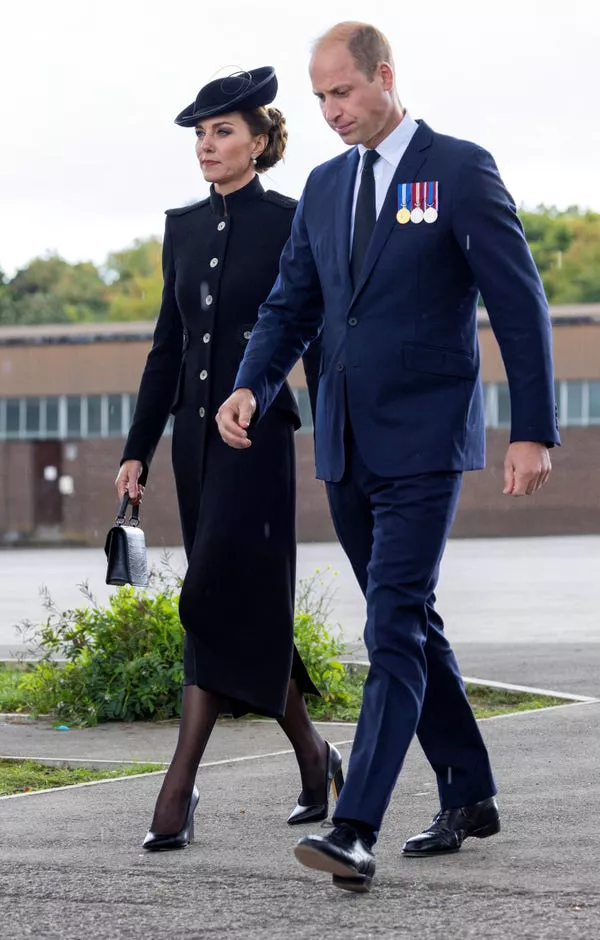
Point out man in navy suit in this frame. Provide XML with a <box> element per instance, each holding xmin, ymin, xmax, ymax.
<box><xmin>217</xmin><ymin>21</ymin><xmax>559</xmax><ymax>892</ymax></box>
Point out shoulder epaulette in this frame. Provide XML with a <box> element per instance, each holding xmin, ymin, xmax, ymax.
<box><xmin>263</xmin><ymin>191</ymin><xmax>298</xmax><ymax>210</ymax></box>
<box><xmin>165</xmin><ymin>197</ymin><xmax>210</xmax><ymax>216</ymax></box>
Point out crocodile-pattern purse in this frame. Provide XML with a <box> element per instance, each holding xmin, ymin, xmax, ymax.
<box><xmin>104</xmin><ymin>495</ymin><xmax>149</xmax><ymax>587</ymax></box>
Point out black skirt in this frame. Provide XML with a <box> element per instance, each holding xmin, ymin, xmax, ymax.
<box><xmin>172</xmin><ymin>405</ymin><xmax>319</xmax><ymax>718</ymax></box>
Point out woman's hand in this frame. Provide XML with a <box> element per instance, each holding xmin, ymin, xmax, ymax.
<box><xmin>115</xmin><ymin>460</ymin><xmax>145</xmax><ymax>504</ymax></box>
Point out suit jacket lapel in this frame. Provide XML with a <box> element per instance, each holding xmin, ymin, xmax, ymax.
<box><xmin>351</xmin><ymin>121</ymin><xmax>434</xmax><ymax>302</ymax></box>
<box><xmin>334</xmin><ymin>148</ymin><xmax>360</xmax><ymax>296</ymax></box>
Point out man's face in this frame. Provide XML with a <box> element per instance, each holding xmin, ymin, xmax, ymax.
<box><xmin>310</xmin><ymin>42</ymin><xmax>393</xmax><ymax>149</ymax></box>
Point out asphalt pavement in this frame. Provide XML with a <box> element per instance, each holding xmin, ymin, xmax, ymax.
<box><xmin>1</xmin><ymin>703</ymin><xmax>599</xmax><ymax>939</ymax></box>
<box><xmin>1</xmin><ymin>536</ymin><xmax>599</xmax><ymax>937</ymax></box>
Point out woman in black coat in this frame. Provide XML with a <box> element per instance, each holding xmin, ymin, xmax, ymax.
<box><xmin>115</xmin><ymin>68</ymin><xmax>343</xmax><ymax>850</ymax></box>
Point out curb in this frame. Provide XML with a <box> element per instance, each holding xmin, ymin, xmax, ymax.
<box><xmin>341</xmin><ymin>662</ymin><xmax>599</xmax><ymax>703</ymax></box>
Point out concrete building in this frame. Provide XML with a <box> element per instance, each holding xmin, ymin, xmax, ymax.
<box><xmin>0</xmin><ymin>306</ymin><xmax>598</xmax><ymax>547</ymax></box>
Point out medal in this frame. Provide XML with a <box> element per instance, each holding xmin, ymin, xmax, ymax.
<box><xmin>396</xmin><ymin>183</ymin><xmax>411</xmax><ymax>224</ymax></box>
<box><xmin>410</xmin><ymin>182</ymin><xmax>424</xmax><ymax>224</ymax></box>
<box><xmin>424</xmin><ymin>180</ymin><xmax>438</xmax><ymax>223</ymax></box>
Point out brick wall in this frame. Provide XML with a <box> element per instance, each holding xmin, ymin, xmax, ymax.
<box><xmin>0</xmin><ymin>442</ymin><xmax>34</xmax><ymax>535</ymax></box>
<box><xmin>0</xmin><ymin>427</ymin><xmax>595</xmax><ymax>545</ymax></box>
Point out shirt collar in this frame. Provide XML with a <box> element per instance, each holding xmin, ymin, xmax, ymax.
<box><xmin>357</xmin><ymin>112</ymin><xmax>419</xmax><ymax>168</ymax></box>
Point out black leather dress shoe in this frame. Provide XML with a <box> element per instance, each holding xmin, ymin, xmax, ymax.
<box><xmin>402</xmin><ymin>796</ymin><xmax>500</xmax><ymax>856</ymax></box>
<box><xmin>287</xmin><ymin>743</ymin><xmax>344</xmax><ymax>825</ymax></box>
<box><xmin>142</xmin><ymin>787</ymin><xmax>199</xmax><ymax>852</ymax></box>
<box><xmin>294</xmin><ymin>823</ymin><xmax>376</xmax><ymax>892</ymax></box>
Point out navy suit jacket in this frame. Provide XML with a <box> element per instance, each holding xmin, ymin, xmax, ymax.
<box><xmin>235</xmin><ymin>120</ymin><xmax>560</xmax><ymax>483</ymax></box>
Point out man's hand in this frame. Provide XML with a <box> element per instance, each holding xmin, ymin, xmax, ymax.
<box><xmin>115</xmin><ymin>459</ymin><xmax>144</xmax><ymax>504</ymax></box>
<box><xmin>503</xmin><ymin>442</ymin><xmax>551</xmax><ymax>497</ymax></box>
<box><xmin>217</xmin><ymin>388</ymin><xmax>257</xmax><ymax>449</ymax></box>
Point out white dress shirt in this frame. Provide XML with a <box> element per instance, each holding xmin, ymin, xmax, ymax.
<box><xmin>350</xmin><ymin>112</ymin><xmax>419</xmax><ymax>246</ymax></box>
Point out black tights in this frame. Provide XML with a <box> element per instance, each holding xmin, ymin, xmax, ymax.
<box><xmin>150</xmin><ymin>679</ymin><xmax>327</xmax><ymax>834</ymax></box>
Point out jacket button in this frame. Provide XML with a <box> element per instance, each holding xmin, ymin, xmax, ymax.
<box><xmin>199</xmin><ymin>370</ymin><xmax>208</xmax><ymax>380</ymax></box>
<box><xmin>210</xmin><ymin>258</ymin><xmax>218</xmax><ymax>268</ymax></box>
<box><xmin>217</xmin><ymin>222</ymin><xmax>226</xmax><ymax>231</ymax></box>
<box><xmin>348</xmin><ymin>317</ymin><xmax>358</xmax><ymax>326</ymax></box>
<box><xmin>205</xmin><ymin>294</ymin><xmax>213</xmax><ymax>307</ymax></box>
<box><xmin>336</xmin><ymin>363</ymin><xmax>344</xmax><ymax>372</ymax></box>
<box><xmin>199</xmin><ymin>407</ymin><xmax>206</xmax><ymax>418</ymax></box>
<box><xmin>203</xmin><ymin>333</ymin><xmax>211</xmax><ymax>343</ymax></box>
<box><xmin>243</xmin><ymin>330</ymin><xmax>252</xmax><ymax>340</ymax></box>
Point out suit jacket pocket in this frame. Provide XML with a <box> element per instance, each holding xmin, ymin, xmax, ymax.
<box><xmin>403</xmin><ymin>343</ymin><xmax>476</xmax><ymax>380</ymax></box>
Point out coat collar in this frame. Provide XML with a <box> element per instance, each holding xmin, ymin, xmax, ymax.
<box><xmin>209</xmin><ymin>174</ymin><xmax>264</xmax><ymax>215</ymax></box>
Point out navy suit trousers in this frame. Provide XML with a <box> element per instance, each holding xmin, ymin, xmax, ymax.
<box><xmin>327</xmin><ymin>432</ymin><xmax>497</xmax><ymax>831</ymax></box>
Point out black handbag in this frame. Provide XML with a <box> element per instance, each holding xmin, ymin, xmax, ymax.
<box><xmin>104</xmin><ymin>495</ymin><xmax>149</xmax><ymax>587</ymax></box>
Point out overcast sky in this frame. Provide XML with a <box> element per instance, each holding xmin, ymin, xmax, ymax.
<box><xmin>1</xmin><ymin>0</ymin><xmax>596</xmax><ymax>276</ymax></box>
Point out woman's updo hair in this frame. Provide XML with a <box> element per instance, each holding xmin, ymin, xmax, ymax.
<box><xmin>241</xmin><ymin>106</ymin><xmax>288</xmax><ymax>172</ymax></box>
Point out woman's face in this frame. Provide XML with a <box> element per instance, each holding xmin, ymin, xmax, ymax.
<box><xmin>195</xmin><ymin>112</ymin><xmax>266</xmax><ymax>190</ymax></box>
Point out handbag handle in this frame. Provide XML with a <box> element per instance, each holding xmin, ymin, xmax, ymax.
<box><xmin>115</xmin><ymin>494</ymin><xmax>141</xmax><ymax>527</ymax></box>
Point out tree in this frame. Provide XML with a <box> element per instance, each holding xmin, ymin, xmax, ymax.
<box><xmin>520</xmin><ymin>207</ymin><xmax>600</xmax><ymax>303</ymax></box>
<box><xmin>104</xmin><ymin>238</ymin><xmax>163</xmax><ymax>321</ymax></box>
<box><xmin>3</xmin><ymin>255</ymin><xmax>109</xmax><ymax>324</ymax></box>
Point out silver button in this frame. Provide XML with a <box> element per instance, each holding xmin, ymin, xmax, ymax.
<box><xmin>210</xmin><ymin>258</ymin><xmax>218</xmax><ymax>268</ymax></box>
<box><xmin>217</xmin><ymin>222</ymin><xmax>226</xmax><ymax>231</ymax></box>
<box><xmin>205</xmin><ymin>294</ymin><xmax>213</xmax><ymax>307</ymax></box>
<box><xmin>203</xmin><ymin>333</ymin><xmax>211</xmax><ymax>343</ymax></box>
<box><xmin>199</xmin><ymin>407</ymin><xmax>206</xmax><ymax>418</ymax></box>
<box><xmin>243</xmin><ymin>330</ymin><xmax>252</xmax><ymax>340</ymax></box>
<box><xmin>199</xmin><ymin>370</ymin><xmax>208</xmax><ymax>380</ymax></box>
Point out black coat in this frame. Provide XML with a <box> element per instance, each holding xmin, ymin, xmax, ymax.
<box><xmin>122</xmin><ymin>175</ymin><xmax>320</xmax><ymax>717</ymax></box>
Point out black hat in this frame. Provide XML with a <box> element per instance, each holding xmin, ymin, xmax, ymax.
<box><xmin>174</xmin><ymin>66</ymin><xmax>277</xmax><ymax>127</ymax></box>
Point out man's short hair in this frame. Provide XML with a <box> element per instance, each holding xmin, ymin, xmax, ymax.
<box><xmin>343</xmin><ymin>23</ymin><xmax>394</xmax><ymax>79</ymax></box>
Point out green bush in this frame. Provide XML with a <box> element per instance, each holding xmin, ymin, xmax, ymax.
<box><xmin>17</xmin><ymin>564</ymin><xmax>363</xmax><ymax>725</ymax></box>
<box><xmin>18</xmin><ymin>567</ymin><xmax>184</xmax><ymax>725</ymax></box>
<box><xmin>294</xmin><ymin>571</ymin><xmax>363</xmax><ymax>721</ymax></box>
<box><xmin>0</xmin><ymin>665</ymin><xmax>29</xmax><ymax>713</ymax></box>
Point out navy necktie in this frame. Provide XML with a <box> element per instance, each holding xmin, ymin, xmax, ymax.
<box><xmin>350</xmin><ymin>149</ymin><xmax>381</xmax><ymax>286</ymax></box>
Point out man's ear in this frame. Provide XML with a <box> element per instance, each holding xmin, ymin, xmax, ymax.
<box><xmin>379</xmin><ymin>62</ymin><xmax>394</xmax><ymax>92</ymax></box>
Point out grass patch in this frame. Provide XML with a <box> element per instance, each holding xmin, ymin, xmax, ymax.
<box><xmin>464</xmin><ymin>683</ymin><xmax>568</xmax><ymax>719</ymax></box>
<box><xmin>0</xmin><ymin>759</ymin><xmax>162</xmax><ymax>797</ymax></box>
<box><xmin>1</xmin><ymin>663</ymin><xmax>571</xmax><ymax>723</ymax></box>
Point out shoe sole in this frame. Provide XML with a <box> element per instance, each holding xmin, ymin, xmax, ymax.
<box><xmin>142</xmin><ymin>841</ymin><xmax>189</xmax><ymax>852</ymax></box>
<box><xmin>402</xmin><ymin>819</ymin><xmax>501</xmax><ymax>857</ymax></box>
<box><xmin>294</xmin><ymin>845</ymin><xmax>373</xmax><ymax>892</ymax></box>
<box><xmin>287</xmin><ymin>808</ymin><xmax>327</xmax><ymax>826</ymax></box>
<box><xmin>294</xmin><ymin>843</ymin><xmax>362</xmax><ymax>879</ymax></box>
<box><xmin>332</xmin><ymin>874</ymin><xmax>373</xmax><ymax>893</ymax></box>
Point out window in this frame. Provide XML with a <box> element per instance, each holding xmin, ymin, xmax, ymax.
<box><xmin>497</xmin><ymin>384</ymin><xmax>511</xmax><ymax>428</ymax></box>
<box><xmin>25</xmin><ymin>399</ymin><xmax>41</xmax><ymax>435</ymax></box>
<box><xmin>5</xmin><ymin>399</ymin><xmax>20</xmax><ymax>437</ymax></box>
<box><xmin>46</xmin><ymin>398</ymin><xmax>59</xmax><ymax>435</ymax></box>
<box><xmin>67</xmin><ymin>397</ymin><xmax>82</xmax><ymax>436</ymax></box>
<box><xmin>107</xmin><ymin>395</ymin><xmax>123</xmax><ymax>436</ymax></box>
<box><xmin>3</xmin><ymin>380</ymin><xmax>599</xmax><ymax>440</ymax></box>
<box><xmin>294</xmin><ymin>387</ymin><xmax>314</xmax><ymax>434</ymax></box>
<box><xmin>87</xmin><ymin>396</ymin><xmax>102</xmax><ymax>436</ymax></box>
<box><xmin>566</xmin><ymin>381</ymin><xmax>584</xmax><ymax>426</ymax></box>
<box><xmin>589</xmin><ymin>381</ymin><xmax>600</xmax><ymax>425</ymax></box>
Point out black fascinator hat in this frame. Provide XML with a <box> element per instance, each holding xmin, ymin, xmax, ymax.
<box><xmin>174</xmin><ymin>66</ymin><xmax>277</xmax><ymax>127</ymax></box>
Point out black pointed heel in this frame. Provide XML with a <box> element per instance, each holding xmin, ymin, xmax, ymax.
<box><xmin>142</xmin><ymin>786</ymin><xmax>199</xmax><ymax>851</ymax></box>
<box><xmin>287</xmin><ymin>743</ymin><xmax>344</xmax><ymax>826</ymax></box>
